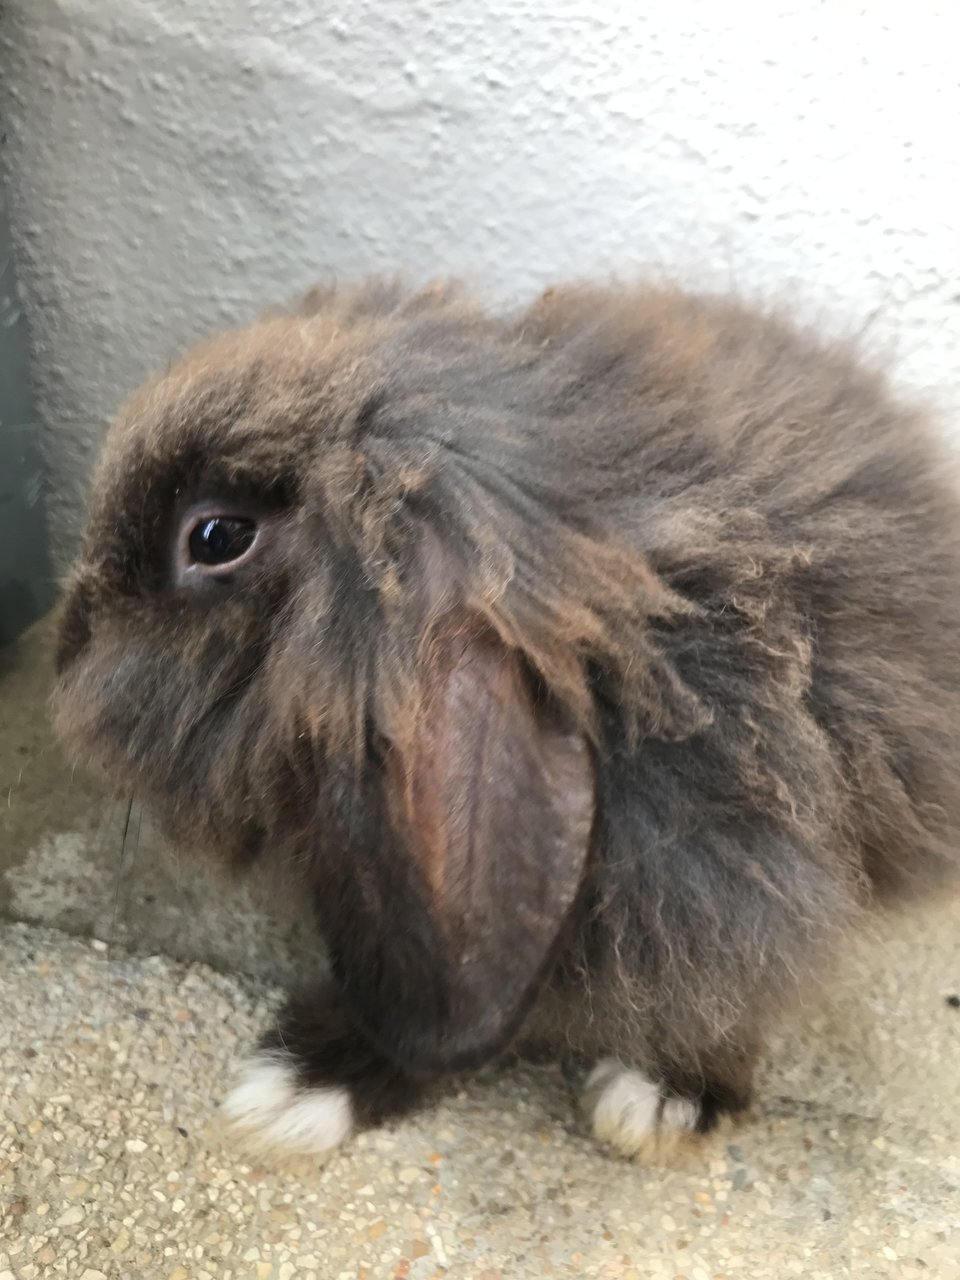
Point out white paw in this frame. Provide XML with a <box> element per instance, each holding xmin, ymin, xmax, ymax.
<box><xmin>582</xmin><ymin>1058</ymin><xmax>701</xmax><ymax>1158</ymax></box>
<box><xmin>221</xmin><ymin>1053</ymin><xmax>353</xmax><ymax>1155</ymax></box>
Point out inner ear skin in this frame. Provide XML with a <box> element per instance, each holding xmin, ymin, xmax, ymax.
<box><xmin>314</xmin><ymin>627</ymin><xmax>596</xmax><ymax>1075</ymax></box>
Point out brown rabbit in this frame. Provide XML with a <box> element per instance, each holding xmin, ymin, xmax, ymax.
<box><xmin>53</xmin><ymin>278</ymin><xmax>960</xmax><ymax>1158</ymax></box>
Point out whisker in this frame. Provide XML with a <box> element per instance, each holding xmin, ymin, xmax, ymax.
<box><xmin>3</xmin><ymin>748</ymin><xmax>48</xmax><ymax>804</ymax></box>
<box><xmin>128</xmin><ymin>802</ymin><xmax>144</xmax><ymax>893</ymax></box>
<box><xmin>133</xmin><ymin>803</ymin><xmax>144</xmax><ymax>860</ymax></box>
<box><xmin>110</xmin><ymin>794</ymin><xmax>136</xmax><ymax>947</ymax></box>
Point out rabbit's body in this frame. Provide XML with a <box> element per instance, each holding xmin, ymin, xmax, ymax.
<box><xmin>55</xmin><ymin>280</ymin><xmax>960</xmax><ymax>1157</ymax></box>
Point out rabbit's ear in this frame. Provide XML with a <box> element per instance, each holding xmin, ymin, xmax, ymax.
<box><xmin>319</xmin><ymin>628</ymin><xmax>594</xmax><ymax>1073</ymax></box>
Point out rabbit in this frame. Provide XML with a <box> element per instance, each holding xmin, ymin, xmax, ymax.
<box><xmin>53</xmin><ymin>276</ymin><xmax>960</xmax><ymax>1159</ymax></box>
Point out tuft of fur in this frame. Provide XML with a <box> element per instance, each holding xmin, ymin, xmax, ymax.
<box><xmin>53</xmin><ymin>276</ymin><xmax>960</xmax><ymax>1146</ymax></box>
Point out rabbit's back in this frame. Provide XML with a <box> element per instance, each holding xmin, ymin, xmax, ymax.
<box><xmin>520</xmin><ymin>285</ymin><xmax>960</xmax><ymax>898</ymax></box>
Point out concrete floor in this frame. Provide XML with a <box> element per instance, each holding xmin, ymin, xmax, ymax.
<box><xmin>2</xmin><ymin>614</ymin><xmax>959</xmax><ymax>1278</ymax></box>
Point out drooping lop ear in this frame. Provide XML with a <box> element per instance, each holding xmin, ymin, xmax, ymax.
<box><xmin>316</xmin><ymin>626</ymin><xmax>595</xmax><ymax>1074</ymax></box>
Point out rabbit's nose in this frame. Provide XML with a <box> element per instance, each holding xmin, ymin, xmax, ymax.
<box><xmin>55</xmin><ymin>577</ymin><xmax>93</xmax><ymax>674</ymax></box>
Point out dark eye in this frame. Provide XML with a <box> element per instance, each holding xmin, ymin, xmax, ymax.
<box><xmin>188</xmin><ymin>516</ymin><xmax>258</xmax><ymax>567</ymax></box>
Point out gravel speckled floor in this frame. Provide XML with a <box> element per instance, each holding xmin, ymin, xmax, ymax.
<box><xmin>2</xmin><ymin>906</ymin><xmax>959</xmax><ymax>1279</ymax></box>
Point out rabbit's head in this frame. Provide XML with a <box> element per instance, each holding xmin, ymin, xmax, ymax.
<box><xmin>54</xmin><ymin>279</ymin><xmax>702</xmax><ymax>1070</ymax></box>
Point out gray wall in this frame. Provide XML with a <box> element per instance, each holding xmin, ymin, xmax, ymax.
<box><xmin>2</xmin><ymin>1</ymin><xmax>958</xmax><ymax>568</ymax></box>
<box><xmin>0</xmin><ymin>177</ymin><xmax>52</xmax><ymax>643</ymax></box>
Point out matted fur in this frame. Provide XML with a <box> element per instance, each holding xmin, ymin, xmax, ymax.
<box><xmin>54</xmin><ymin>277</ymin><xmax>960</xmax><ymax>1135</ymax></box>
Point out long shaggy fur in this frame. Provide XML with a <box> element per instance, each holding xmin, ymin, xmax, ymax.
<box><xmin>54</xmin><ymin>277</ymin><xmax>960</xmax><ymax>1140</ymax></box>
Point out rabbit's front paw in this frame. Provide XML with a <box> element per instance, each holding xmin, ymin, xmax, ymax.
<box><xmin>222</xmin><ymin>1051</ymin><xmax>354</xmax><ymax>1155</ymax></box>
<box><xmin>582</xmin><ymin>1058</ymin><xmax>704</xmax><ymax>1158</ymax></box>
<box><xmin>220</xmin><ymin>984</ymin><xmax>427</xmax><ymax>1155</ymax></box>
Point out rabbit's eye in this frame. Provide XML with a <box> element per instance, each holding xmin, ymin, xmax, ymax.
<box><xmin>188</xmin><ymin>516</ymin><xmax>258</xmax><ymax>567</ymax></box>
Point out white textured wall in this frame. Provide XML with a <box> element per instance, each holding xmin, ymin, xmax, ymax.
<box><xmin>1</xmin><ymin>1</ymin><xmax>958</xmax><ymax>563</ymax></box>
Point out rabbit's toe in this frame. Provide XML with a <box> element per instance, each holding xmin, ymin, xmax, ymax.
<box><xmin>222</xmin><ymin>1051</ymin><xmax>354</xmax><ymax>1154</ymax></box>
<box><xmin>582</xmin><ymin>1058</ymin><xmax>702</xmax><ymax>1158</ymax></box>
